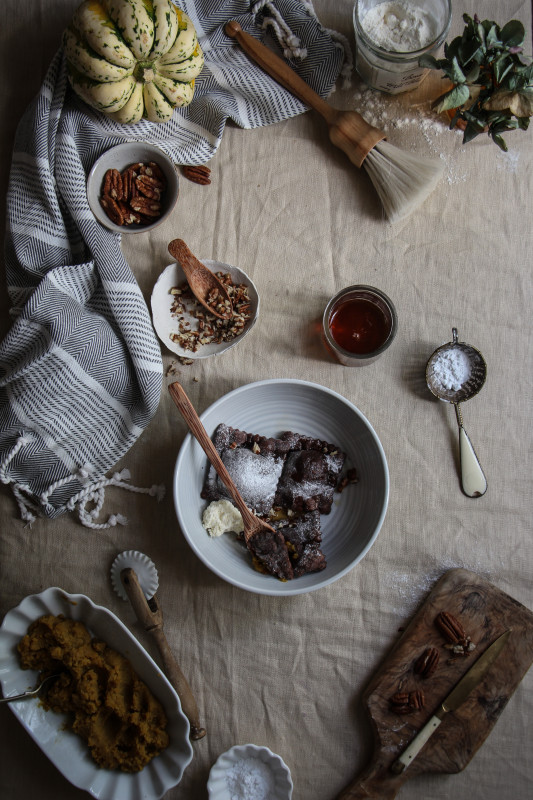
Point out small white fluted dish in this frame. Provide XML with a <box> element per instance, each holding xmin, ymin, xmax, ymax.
<box><xmin>0</xmin><ymin>587</ymin><xmax>193</xmax><ymax>800</ymax></box>
<box><xmin>110</xmin><ymin>549</ymin><xmax>159</xmax><ymax>600</ymax></box>
<box><xmin>173</xmin><ymin>379</ymin><xmax>389</xmax><ymax>596</ymax></box>
<box><xmin>151</xmin><ymin>260</ymin><xmax>259</xmax><ymax>358</ymax></box>
<box><xmin>207</xmin><ymin>743</ymin><xmax>293</xmax><ymax>800</ymax></box>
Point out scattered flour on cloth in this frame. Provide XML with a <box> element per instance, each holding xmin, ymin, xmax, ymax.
<box><xmin>352</xmin><ymin>85</ymin><xmax>523</xmax><ymax>184</ymax></box>
<box><xmin>388</xmin><ymin>559</ymin><xmax>501</xmax><ymax>617</ymax></box>
<box><xmin>352</xmin><ymin>85</ymin><xmax>468</xmax><ymax>185</ymax></box>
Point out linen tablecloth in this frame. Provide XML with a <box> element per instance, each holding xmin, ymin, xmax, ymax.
<box><xmin>1</xmin><ymin>2</ymin><xmax>532</xmax><ymax>799</ymax></box>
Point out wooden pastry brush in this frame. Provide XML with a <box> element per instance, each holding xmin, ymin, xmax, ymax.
<box><xmin>225</xmin><ymin>21</ymin><xmax>443</xmax><ymax>223</ymax></box>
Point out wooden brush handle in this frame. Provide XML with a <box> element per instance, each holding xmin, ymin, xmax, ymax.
<box><xmin>225</xmin><ymin>20</ymin><xmax>336</xmax><ymax>123</ymax></box>
<box><xmin>121</xmin><ymin>568</ymin><xmax>206</xmax><ymax>740</ymax></box>
<box><xmin>224</xmin><ymin>20</ymin><xmax>385</xmax><ymax>166</ymax></box>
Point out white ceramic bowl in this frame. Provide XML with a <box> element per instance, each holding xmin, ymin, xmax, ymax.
<box><xmin>173</xmin><ymin>379</ymin><xmax>389</xmax><ymax>596</ymax></box>
<box><xmin>207</xmin><ymin>744</ymin><xmax>293</xmax><ymax>800</ymax></box>
<box><xmin>87</xmin><ymin>142</ymin><xmax>179</xmax><ymax>233</ymax></box>
<box><xmin>151</xmin><ymin>260</ymin><xmax>259</xmax><ymax>358</ymax></box>
<box><xmin>0</xmin><ymin>588</ymin><xmax>193</xmax><ymax>800</ymax></box>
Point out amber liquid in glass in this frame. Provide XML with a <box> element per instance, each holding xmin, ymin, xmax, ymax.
<box><xmin>329</xmin><ymin>297</ymin><xmax>390</xmax><ymax>355</ymax></box>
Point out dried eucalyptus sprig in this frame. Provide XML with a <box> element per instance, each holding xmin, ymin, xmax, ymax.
<box><xmin>420</xmin><ymin>13</ymin><xmax>533</xmax><ymax>151</ymax></box>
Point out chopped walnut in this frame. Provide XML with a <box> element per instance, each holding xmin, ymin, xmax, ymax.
<box><xmin>168</xmin><ymin>273</ymin><xmax>253</xmax><ymax>353</ymax></box>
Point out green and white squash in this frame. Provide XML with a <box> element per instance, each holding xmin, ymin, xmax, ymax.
<box><xmin>63</xmin><ymin>0</ymin><xmax>204</xmax><ymax>123</ymax></box>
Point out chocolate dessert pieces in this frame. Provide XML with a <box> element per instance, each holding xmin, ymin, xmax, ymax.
<box><xmin>246</xmin><ymin>525</ymin><xmax>294</xmax><ymax>581</ymax></box>
<box><xmin>272</xmin><ymin>510</ymin><xmax>326</xmax><ymax>577</ymax></box>
<box><xmin>201</xmin><ymin>423</ymin><xmax>347</xmax><ymax>579</ymax></box>
<box><xmin>274</xmin><ymin>432</ymin><xmax>345</xmax><ymax>514</ymax></box>
<box><xmin>201</xmin><ymin>423</ymin><xmax>287</xmax><ymax>515</ymax></box>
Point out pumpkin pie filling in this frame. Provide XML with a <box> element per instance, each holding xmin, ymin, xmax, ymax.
<box><xmin>17</xmin><ymin>614</ymin><xmax>169</xmax><ymax>773</ymax></box>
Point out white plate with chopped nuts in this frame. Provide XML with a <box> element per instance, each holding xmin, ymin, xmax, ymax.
<box><xmin>86</xmin><ymin>142</ymin><xmax>179</xmax><ymax>233</ymax></box>
<box><xmin>151</xmin><ymin>260</ymin><xmax>259</xmax><ymax>359</ymax></box>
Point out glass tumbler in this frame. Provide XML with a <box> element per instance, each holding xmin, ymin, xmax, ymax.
<box><xmin>323</xmin><ymin>285</ymin><xmax>398</xmax><ymax>366</ymax></box>
<box><xmin>353</xmin><ymin>0</ymin><xmax>452</xmax><ymax>93</ymax></box>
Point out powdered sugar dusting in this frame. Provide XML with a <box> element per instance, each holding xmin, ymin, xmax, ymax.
<box><xmin>225</xmin><ymin>755</ymin><xmax>275</xmax><ymax>800</ymax></box>
<box><xmin>388</xmin><ymin>559</ymin><xmax>499</xmax><ymax>616</ymax></box>
<box><xmin>429</xmin><ymin>347</ymin><xmax>472</xmax><ymax>392</ymax></box>
<box><xmin>218</xmin><ymin>448</ymin><xmax>284</xmax><ymax>513</ymax></box>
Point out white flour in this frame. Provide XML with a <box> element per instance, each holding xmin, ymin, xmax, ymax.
<box><xmin>225</xmin><ymin>756</ymin><xmax>275</xmax><ymax>800</ymax></box>
<box><xmin>352</xmin><ymin>86</ymin><xmax>469</xmax><ymax>184</ymax></box>
<box><xmin>430</xmin><ymin>347</ymin><xmax>472</xmax><ymax>392</ymax></box>
<box><xmin>352</xmin><ymin>84</ymin><xmax>521</xmax><ymax>183</ymax></box>
<box><xmin>361</xmin><ymin>1</ymin><xmax>437</xmax><ymax>52</ymax></box>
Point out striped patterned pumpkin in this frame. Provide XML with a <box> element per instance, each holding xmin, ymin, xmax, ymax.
<box><xmin>63</xmin><ymin>0</ymin><xmax>204</xmax><ymax>123</ymax></box>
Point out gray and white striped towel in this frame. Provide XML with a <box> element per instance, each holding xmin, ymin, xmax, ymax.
<box><xmin>0</xmin><ymin>0</ymin><xmax>346</xmax><ymax>528</ymax></box>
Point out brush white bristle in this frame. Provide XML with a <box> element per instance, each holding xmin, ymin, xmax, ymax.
<box><xmin>363</xmin><ymin>139</ymin><xmax>444</xmax><ymax>224</ymax></box>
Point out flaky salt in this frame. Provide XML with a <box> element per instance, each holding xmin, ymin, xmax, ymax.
<box><xmin>430</xmin><ymin>348</ymin><xmax>472</xmax><ymax>392</ymax></box>
<box><xmin>225</xmin><ymin>756</ymin><xmax>275</xmax><ymax>800</ymax></box>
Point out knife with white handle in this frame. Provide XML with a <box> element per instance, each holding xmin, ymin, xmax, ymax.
<box><xmin>391</xmin><ymin>629</ymin><xmax>511</xmax><ymax>774</ymax></box>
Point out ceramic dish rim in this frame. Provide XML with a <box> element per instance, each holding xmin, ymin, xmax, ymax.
<box><xmin>0</xmin><ymin>586</ymin><xmax>193</xmax><ymax>800</ymax></box>
<box><xmin>173</xmin><ymin>378</ymin><xmax>389</xmax><ymax>597</ymax></box>
<box><xmin>151</xmin><ymin>260</ymin><xmax>260</xmax><ymax>359</ymax></box>
<box><xmin>207</xmin><ymin>742</ymin><xmax>293</xmax><ymax>799</ymax></box>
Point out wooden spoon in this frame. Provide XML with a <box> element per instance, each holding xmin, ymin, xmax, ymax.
<box><xmin>168</xmin><ymin>238</ymin><xmax>233</xmax><ymax>320</ymax></box>
<box><xmin>225</xmin><ymin>20</ymin><xmax>385</xmax><ymax>168</ymax></box>
<box><xmin>120</xmin><ymin>567</ymin><xmax>206</xmax><ymax>740</ymax></box>
<box><xmin>168</xmin><ymin>381</ymin><xmax>294</xmax><ymax>581</ymax></box>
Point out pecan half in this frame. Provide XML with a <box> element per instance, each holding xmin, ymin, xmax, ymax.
<box><xmin>390</xmin><ymin>690</ymin><xmax>425</xmax><ymax>715</ymax></box>
<box><xmin>136</xmin><ymin>174</ymin><xmax>165</xmax><ymax>199</ymax></box>
<box><xmin>130</xmin><ymin>197</ymin><xmax>162</xmax><ymax>217</ymax></box>
<box><xmin>414</xmin><ymin>646</ymin><xmax>440</xmax><ymax>678</ymax></box>
<box><xmin>182</xmin><ymin>164</ymin><xmax>211</xmax><ymax>185</ymax></box>
<box><xmin>435</xmin><ymin>611</ymin><xmax>467</xmax><ymax>645</ymax></box>
<box><xmin>121</xmin><ymin>167</ymin><xmax>139</xmax><ymax>201</ymax></box>
<box><xmin>102</xmin><ymin>168</ymin><xmax>123</xmax><ymax>201</ymax></box>
<box><xmin>144</xmin><ymin>161</ymin><xmax>166</xmax><ymax>181</ymax></box>
<box><xmin>99</xmin><ymin>195</ymin><xmax>124</xmax><ymax>226</ymax></box>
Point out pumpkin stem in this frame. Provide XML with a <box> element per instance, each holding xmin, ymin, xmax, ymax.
<box><xmin>134</xmin><ymin>62</ymin><xmax>156</xmax><ymax>83</ymax></box>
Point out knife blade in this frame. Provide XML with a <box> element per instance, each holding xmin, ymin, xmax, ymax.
<box><xmin>391</xmin><ymin>629</ymin><xmax>511</xmax><ymax>774</ymax></box>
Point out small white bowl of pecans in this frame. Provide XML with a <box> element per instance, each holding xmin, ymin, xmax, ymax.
<box><xmin>87</xmin><ymin>142</ymin><xmax>179</xmax><ymax>233</ymax></box>
<box><xmin>151</xmin><ymin>259</ymin><xmax>259</xmax><ymax>359</ymax></box>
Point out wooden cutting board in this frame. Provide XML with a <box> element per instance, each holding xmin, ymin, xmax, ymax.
<box><xmin>336</xmin><ymin>568</ymin><xmax>533</xmax><ymax>799</ymax></box>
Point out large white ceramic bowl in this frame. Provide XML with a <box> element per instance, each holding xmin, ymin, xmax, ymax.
<box><xmin>0</xmin><ymin>588</ymin><xmax>193</xmax><ymax>800</ymax></box>
<box><xmin>207</xmin><ymin>743</ymin><xmax>293</xmax><ymax>799</ymax></box>
<box><xmin>173</xmin><ymin>379</ymin><xmax>389</xmax><ymax>596</ymax></box>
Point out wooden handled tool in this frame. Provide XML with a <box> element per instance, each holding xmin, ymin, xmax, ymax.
<box><xmin>225</xmin><ymin>19</ymin><xmax>384</xmax><ymax>167</ymax></box>
<box><xmin>224</xmin><ymin>20</ymin><xmax>444</xmax><ymax>223</ymax></box>
<box><xmin>120</xmin><ymin>567</ymin><xmax>206</xmax><ymax>740</ymax></box>
<box><xmin>168</xmin><ymin>381</ymin><xmax>294</xmax><ymax>581</ymax></box>
<box><xmin>335</xmin><ymin>569</ymin><xmax>533</xmax><ymax>798</ymax></box>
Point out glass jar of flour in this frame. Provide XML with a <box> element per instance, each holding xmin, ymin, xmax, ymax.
<box><xmin>353</xmin><ymin>0</ymin><xmax>452</xmax><ymax>93</ymax></box>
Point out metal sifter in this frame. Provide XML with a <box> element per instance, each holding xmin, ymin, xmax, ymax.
<box><xmin>426</xmin><ymin>328</ymin><xmax>487</xmax><ymax>498</ymax></box>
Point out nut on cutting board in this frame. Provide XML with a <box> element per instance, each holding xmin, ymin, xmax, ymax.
<box><xmin>120</xmin><ymin>568</ymin><xmax>206</xmax><ymax>740</ymax></box>
<box><xmin>335</xmin><ymin>568</ymin><xmax>533</xmax><ymax>799</ymax></box>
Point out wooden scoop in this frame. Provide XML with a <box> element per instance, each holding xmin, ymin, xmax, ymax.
<box><xmin>120</xmin><ymin>567</ymin><xmax>206</xmax><ymax>740</ymax></box>
<box><xmin>168</xmin><ymin>238</ymin><xmax>233</xmax><ymax>320</ymax></box>
<box><xmin>168</xmin><ymin>381</ymin><xmax>294</xmax><ymax>581</ymax></box>
<box><xmin>225</xmin><ymin>20</ymin><xmax>385</xmax><ymax>168</ymax></box>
